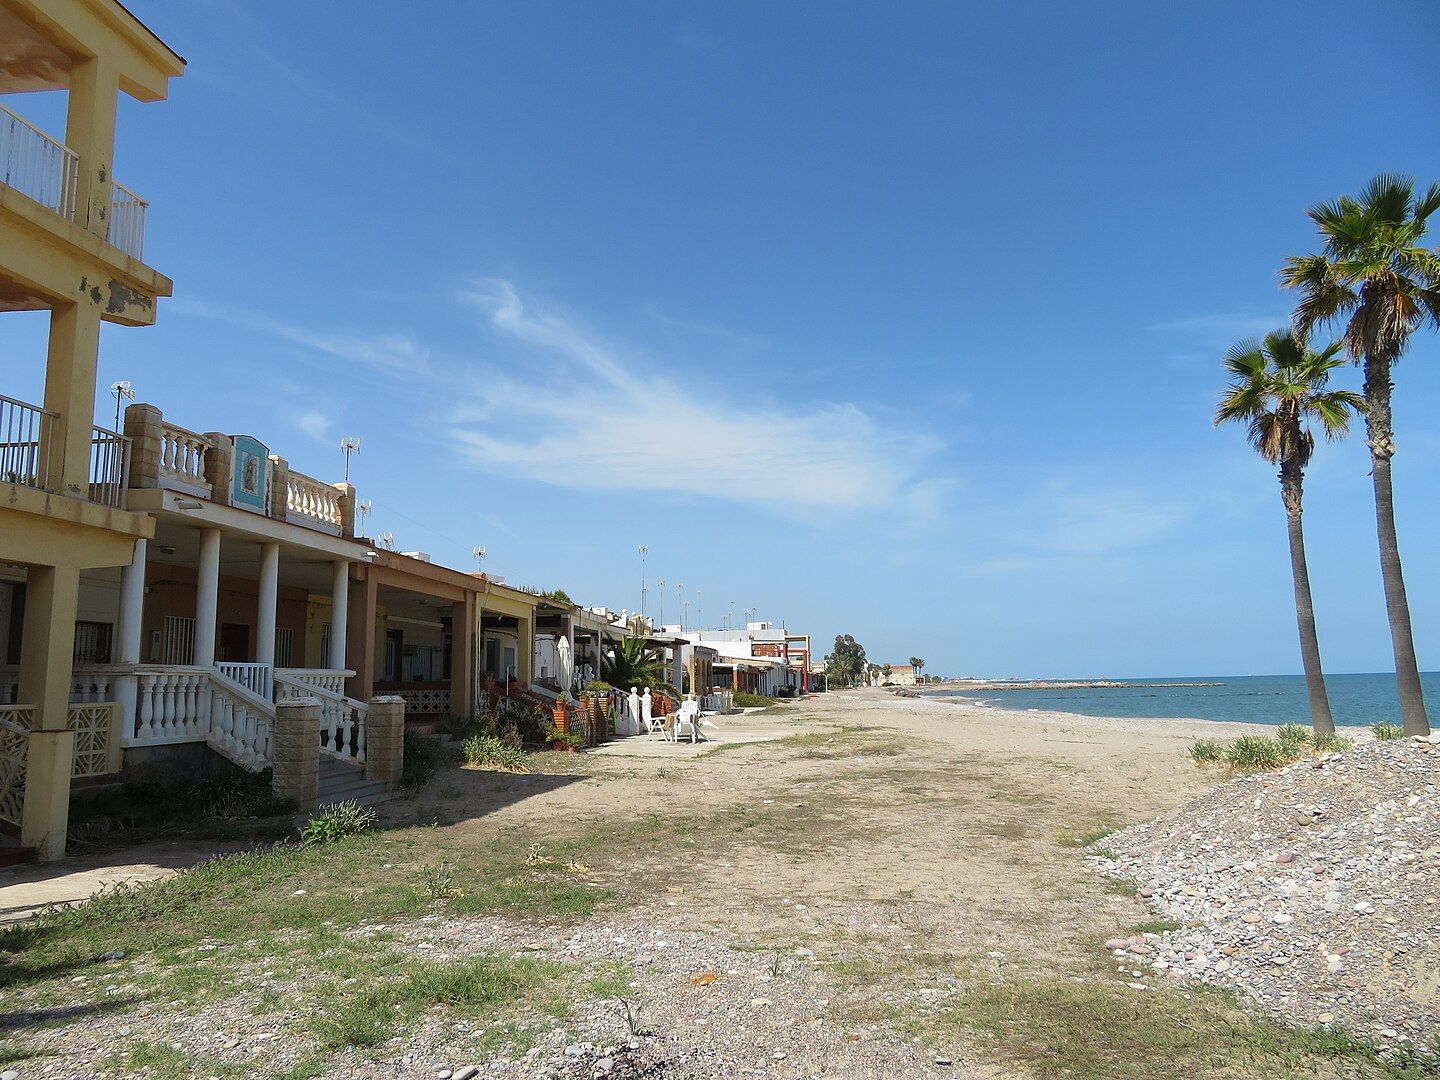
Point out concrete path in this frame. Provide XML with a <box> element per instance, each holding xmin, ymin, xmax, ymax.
<box><xmin>0</xmin><ymin>839</ymin><xmax>244</xmax><ymax>926</ymax></box>
<box><xmin>587</xmin><ymin>710</ymin><xmax>790</xmax><ymax>758</ymax></box>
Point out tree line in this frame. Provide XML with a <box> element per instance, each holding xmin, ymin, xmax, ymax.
<box><xmin>1216</xmin><ymin>174</ymin><xmax>1438</xmax><ymax>737</ymax></box>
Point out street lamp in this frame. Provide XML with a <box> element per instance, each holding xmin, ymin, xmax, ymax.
<box><xmin>340</xmin><ymin>436</ymin><xmax>362</xmax><ymax>482</ymax></box>
<box><xmin>109</xmin><ymin>380</ymin><xmax>135</xmax><ymax>431</ymax></box>
<box><xmin>696</xmin><ymin>590</ymin><xmax>702</xmax><ymax>631</ymax></box>
<box><xmin>637</xmin><ymin>545</ymin><xmax>648</xmax><ymax>620</ymax></box>
<box><xmin>658</xmin><ymin>579</ymin><xmax>665</xmax><ymax>627</ymax></box>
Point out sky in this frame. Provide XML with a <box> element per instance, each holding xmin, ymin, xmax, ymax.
<box><xmin>6</xmin><ymin>0</ymin><xmax>1440</xmax><ymax>679</ymax></box>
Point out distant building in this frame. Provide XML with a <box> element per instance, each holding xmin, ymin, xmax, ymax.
<box><xmin>884</xmin><ymin>664</ymin><xmax>919</xmax><ymax>686</ymax></box>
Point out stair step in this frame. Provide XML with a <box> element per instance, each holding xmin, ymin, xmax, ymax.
<box><xmin>317</xmin><ymin>786</ymin><xmax>393</xmax><ymax>809</ymax></box>
<box><xmin>318</xmin><ymin>774</ymin><xmax>388</xmax><ymax>797</ymax></box>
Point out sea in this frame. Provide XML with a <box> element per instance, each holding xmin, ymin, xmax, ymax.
<box><xmin>925</xmin><ymin>672</ymin><xmax>1440</xmax><ymax>728</ymax></box>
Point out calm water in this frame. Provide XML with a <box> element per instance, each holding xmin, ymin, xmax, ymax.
<box><xmin>927</xmin><ymin>672</ymin><xmax>1440</xmax><ymax>728</ymax></box>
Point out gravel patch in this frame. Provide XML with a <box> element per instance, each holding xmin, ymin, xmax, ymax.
<box><xmin>1093</xmin><ymin>734</ymin><xmax>1440</xmax><ymax>1060</ymax></box>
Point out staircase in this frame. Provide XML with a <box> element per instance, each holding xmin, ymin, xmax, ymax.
<box><xmin>317</xmin><ymin>756</ymin><xmax>391</xmax><ymax>807</ymax></box>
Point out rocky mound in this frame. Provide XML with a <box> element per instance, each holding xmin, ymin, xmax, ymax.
<box><xmin>1096</xmin><ymin>735</ymin><xmax>1439</xmax><ymax>1060</ymax></box>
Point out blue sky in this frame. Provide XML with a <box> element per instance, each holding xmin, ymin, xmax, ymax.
<box><xmin>6</xmin><ymin>0</ymin><xmax>1440</xmax><ymax>677</ymax></box>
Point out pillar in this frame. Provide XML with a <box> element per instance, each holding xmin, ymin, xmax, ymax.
<box><xmin>194</xmin><ymin>528</ymin><xmax>221</xmax><ymax>666</ymax></box>
<box><xmin>65</xmin><ymin>53</ymin><xmax>119</xmax><ymax>238</ymax></box>
<box><xmin>345</xmin><ymin>571</ymin><xmax>376</xmax><ymax>702</ymax></box>
<box><xmin>364</xmin><ymin>696</ymin><xmax>405</xmax><ymax>784</ymax></box>
<box><xmin>256</xmin><ymin>542</ymin><xmax>280</xmax><ymax>667</ymax></box>
<box><xmin>516</xmin><ymin>611</ymin><xmax>534</xmax><ymax>685</ymax></box>
<box><xmin>17</xmin><ymin>564</ymin><xmax>81</xmax><ymax>730</ymax></box>
<box><xmin>123</xmin><ymin>403</ymin><xmax>164</xmax><ymax>488</ymax></box>
<box><xmin>114</xmin><ymin>538</ymin><xmax>146</xmax><ymax>736</ymax></box>
<box><xmin>41</xmin><ymin>303</ymin><xmax>103</xmax><ymax>498</ymax></box>
<box><xmin>202</xmin><ymin>434</ymin><xmax>232</xmax><ymax>506</ymax></box>
<box><xmin>336</xmin><ymin>483</ymin><xmax>356</xmax><ymax>538</ymax></box>
<box><xmin>21</xmin><ymin>728</ymin><xmax>76</xmax><ymax>862</ymax></box>
<box><xmin>329</xmin><ymin>560</ymin><xmax>350</xmax><ymax>669</ymax></box>
<box><xmin>452</xmin><ymin>595</ymin><xmax>474</xmax><ymax>719</ymax></box>
<box><xmin>271</xmin><ymin>696</ymin><xmax>319</xmax><ymax>808</ymax></box>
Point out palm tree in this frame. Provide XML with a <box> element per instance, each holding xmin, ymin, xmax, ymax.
<box><xmin>1282</xmin><ymin>174</ymin><xmax>1440</xmax><ymax>735</ymax></box>
<box><xmin>1216</xmin><ymin>332</ymin><xmax>1362</xmax><ymax>734</ymax></box>
<box><xmin>601</xmin><ymin>637</ymin><xmax>665</xmax><ymax>690</ymax></box>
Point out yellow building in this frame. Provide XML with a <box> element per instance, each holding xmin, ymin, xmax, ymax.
<box><xmin>0</xmin><ymin>0</ymin><xmax>183</xmax><ymax>859</ymax></box>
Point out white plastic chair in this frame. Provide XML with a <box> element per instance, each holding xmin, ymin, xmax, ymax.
<box><xmin>672</xmin><ymin>698</ymin><xmax>704</xmax><ymax>743</ymax></box>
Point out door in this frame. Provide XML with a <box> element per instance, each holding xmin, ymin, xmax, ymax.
<box><xmin>219</xmin><ymin>623</ymin><xmax>250</xmax><ymax>662</ymax></box>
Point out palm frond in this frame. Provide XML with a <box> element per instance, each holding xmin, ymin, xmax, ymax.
<box><xmin>1414</xmin><ymin>182</ymin><xmax>1440</xmax><ymax>225</ymax></box>
<box><xmin>1280</xmin><ymin>253</ymin><xmax>1357</xmax><ymax>338</ymax></box>
<box><xmin>1359</xmin><ymin>173</ymin><xmax>1415</xmax><ymax>226</ymax></box>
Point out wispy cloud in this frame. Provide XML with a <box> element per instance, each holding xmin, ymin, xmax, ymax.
<box><xmin>297</xmin><ymin>411</ymin><xmax>332</xmax><ymax>442</ymax></box>
<box><xmin>449</xmin><ymin>279</ymin><xmax>942</xmax><ymax>512</ymax></box>
<box><xmin>169</xmin><ymin>297</ymin><xmax>429</xmax><ymax>373</ymax></box>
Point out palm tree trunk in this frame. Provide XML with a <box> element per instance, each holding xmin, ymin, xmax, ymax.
<box><xmin>1363</xmin><ymin>355</ymin><xmax>1430</xmax><ymax>736</ymax></box>
<box><xmin>1281</xmin><ymin>467</ymin><xmax>1334</xmax><ymax>734</ymax></box>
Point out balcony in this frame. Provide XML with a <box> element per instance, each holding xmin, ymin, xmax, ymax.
<box><xmin>1</xmin><ymin>100</ymin><xmax>149</xmax><ymax>262</ymax></box>
<box><xmin>0</xmin><ymin>392</ymin><xmax>130</xmax><ymax>508</ymax></box>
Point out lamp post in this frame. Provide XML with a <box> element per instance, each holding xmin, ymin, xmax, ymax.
<box><xmin>109</xmin><ymin>380</ymin><xmax>135</xmax><ymax>431</ymax></box>
<box><xmin>677</xmin><ymin>583</ymin><xmax>685</xmax><ymax>631</ymax></box>
<box><xmin>696</xmin><ymin>590</ymin><xmax>702</xmax><ymax>631</ymax></box>
<box><xmin>340</xmin><ymin>436</ymin><xmax>362</xmax><ymax>482</ymax></box>
<box><xmin>638</xmin><ymin>545</ymin><xmax>648</xmax><ymax>620</ymax></box>
<box><xmin>658</xmin><ymin>579</ymin><xmax>665</xmax><ymax>628</ymax></box>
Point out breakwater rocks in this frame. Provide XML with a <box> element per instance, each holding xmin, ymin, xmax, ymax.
<box><xmin>1094</xmin><ymin>735</ymin><xmax>1440</xmax><ymax>1062</ymax></box>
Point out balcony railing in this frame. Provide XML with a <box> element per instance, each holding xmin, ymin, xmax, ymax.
<box><xmin>89</xmin><ymin>423</ymin><xmax>131</xmax><ymax>508</ymax></box>
<box><xmin>108</xmin><ymin>179</ymin><xmax>147</xmax><ymax>262</ymax></box>
<box><xmin>0</xmin><ymin>394</ymin><xmax>54</xmax><ymax>492</ymax></box>
<box><xmin>0</xmin><ymin>101</ymin><xmax>148</xmax><ymax>262</ymax></box>
<box><xmin>0</xmin><ymin>101</ymin><xmax>78</xmax><ymax>219</ymax></box>
<box><xmin>0</xmin><ymin>394</ymin><xmax>129</xmax><ymax>508</ymax></box>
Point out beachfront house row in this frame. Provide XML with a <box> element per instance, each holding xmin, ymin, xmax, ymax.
<box><xmin>674</xmin><ymin>622</ymin><xmax>811</xmax><ymax>697</ymax></box>
<box><xmin>0</xmin><ymin>0</ymin><xmax>184</xmax><ymax>858</ymax></box>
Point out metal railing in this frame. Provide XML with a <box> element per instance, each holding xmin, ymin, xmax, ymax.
<box><xmin>0</xmin><ymin>394</ymin><xmax>55</xmax><ymax>491</ymax></box>
<box><xmin>89</xmin><ymin>423</ymin><xmax>130</xmax><ymax>508</ymax></box>
<box><xmin>108</xmin><ymin>179</ymin><xmax>147</xmax><ymax>261</ymax></box>
<box><xmin>0</xmin><ymin>101</ymin><xmax>78</xmax><ymax>218</ymax></box>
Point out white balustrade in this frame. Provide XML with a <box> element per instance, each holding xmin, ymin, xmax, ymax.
<box><xmin>108</xmin><ymin>178</ymin><xmax>148</xmax><ymax>262</ymax></box>
<box><xmin>286</xmin><ymin>470</ymin><xmax>342</xmax><ymax>531</ymax></box>
<box><xmin>275</xmin><ymin>671</ymin><xmax>366</xmax><ymax>763</ymax></box>
<box><xmin>133</xmin><ymin>669</ymin><xmax>211</xmax><ymax>744</ymax></box>
<box><xmin>207</xmin><ymin>677</ymin><xmax>271</xmax><ymax>770</ymax></box>
<box><xmin>275</xmin><ymin>668</ymin><xmax>348</xmax><ymax>696</ymax></box>
<box><xmin>157</xmin><ymin>421</ymin><xmax>210</xmax><ymax>495</ymax></box>
<box><xmin>215</xmin><ymin>661</ymin><xmax>273</xmax><ymax>698</ymax></box>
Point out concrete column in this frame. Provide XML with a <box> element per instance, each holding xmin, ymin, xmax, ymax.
<box><xmin>335</xmin><ymin>483</ymin><xmax>356</xmax><ymax>538</ymax></box>
<box><xmin>267</xmin><ymin>456</ymin><xmax>290</xmax><ymax>519</ymax></box>
<box><xmin>329</xmin><ymin>560</ymin><xmax>350</xmax><ymax>669</ymax></box>
<box><xmin>202</xmin><ymin>433</ymin><xmax>232</xmax><ymax>505</ymax></box>
<box><xmin>21</xmin><ymin>728</ymin><xmax>76</xmax><ymax>862</ymax></box>
<box><xmin>271</xmin><ymin>696</ymin><xmax>320</xmax><ymax>809</ymax></box>
<box><xmin>114</xmin><ymin>538</ymin><xmax>147</xmax><ymax>736</ymax></box>
<box><xmin>194</xmin><ymin>528</ymin><xmax>221</xmax><ymax>666</ymax></box>
<box><xmin>451</xmin><ymin>595</ymin><xmax>474</xmax><ymax>719</ymax></box>
<box><xmin>364</xmin><ymin>696</ymin><xmax>405</xmax><ymax>784</ymax></box>
<box><xmin>345</xmin><ymin>571</ymin><xmax>377</xmax><ymax>702</ymax></box>
<box><xmin>256</xmin><ymin>542</ymin><xmax>280</xmax><ymax>667</ymax></box>
<box><xmin>123</xmin><ymin>403</ymin><xmax>164</xmax><ymax>488</ymax></box>
<box><xmin>64</xmin><ymin>53</ymin><xmax>119</xmax><ymax>238</ymax></box>
<box><xmin>17</xmin><ymin>564</ymin><xmax>81</xmax><ymax>730</ymax></box>
<box><xmin>516</xmin><ymin>612</ymin><xmax>534</xmax><ymax>685</ymax></box>
<box><xmin>41</xmin><ymin>302</ymin><xmax>103</xmax><ymax>498</ymax></box>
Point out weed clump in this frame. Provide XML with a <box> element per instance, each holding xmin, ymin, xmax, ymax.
<box><xmin>300</xmin><ymin>801</ymin><xmax>377</xmax><ymax>847</ymax></box>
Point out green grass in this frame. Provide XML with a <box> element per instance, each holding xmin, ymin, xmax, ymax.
<box><xmin>105</xmin><ymin>1040</ymin><xmax>243</xmax><ymax>1079</ymax></box>
<box><xmin>1060</xmin><ymin>825</ymin><xmax>1119</xmax><ymax>849</ymax></box>
<box><xmin>939</xmin><ymin>975</ymin><xmax>1424</xmax><ymax>1079</ymax></box>
<box><xmin>1372</xmin><ymin>721</ymin><xmax>1405</xmax><ymax>741</ymax></box>
<box><xmin>1188</xmin><ymin>738</ymin><xmax>1226</xmax><ymax>764</ymax></box>
<box><xmin>1225</xmin><ymin>735</ymin><xmax>1302</xmax><ymax>772</ymax></box>
<box><xmin>1275</xmin><ymin>723</ymin><xmax>1312</xmax><ymax>750</ymax></box>
<box><xmin>1313</xmin><ymin>731</ymin><xmax>1355</xmax><ymax>753</ymax></box>
<box><xmin>460</xmin><ymin>734</ymin><xmax>529</xmax><ymax>772</ymax></box>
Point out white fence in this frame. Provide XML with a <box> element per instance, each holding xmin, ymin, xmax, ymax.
<box><xmin>0</xmin><ymin>101</ymin><xmax>78</xmax><ymax>218</ymax></box>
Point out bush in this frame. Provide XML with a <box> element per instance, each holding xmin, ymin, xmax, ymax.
<box><xmin>1276</xmin><ymin>723</ymin><xmax>1312</xmax><ymax>750</ymax></box>
<box><xmin>402</xmin><ymin>730</ymin><xmax>445</xmax><ymax>790</ymax></box>
<box><xmin>1313</xmin><ymin>731</ymin><xmax>1353</xmax><ymax>754</ymax></box>
<box><xmin>732</xmin><ymin>691</ymin><xmax>773</xmax><ymax>709</ymax></box>
<box><xmin>1371</xmin><ymin>721</ymin><xmax>1405</xmax><ymax>741</ymax></box>
<box><xmin>495</xmin><ymin>698</ymin><xmax>549</xmax><ymax>745</ymax></box>
<box><xmin>585</xmin><ymin>680</ymin><xmax>613</xmax><ymax>692</ymax></box>
<box><xmin>68</xmin><ymin>769</ymin><xmax>298</xmax><ymax>846</ymax></box>
<box><xmin>300</xmin><ymin>800</ymin><xmax>377</xmax><ymax>847</ymax></box>
<box><xmin>461</xmin><ymin>734</ymin><xmax>528</xmax><ymax>772</ymax></box>
<box><xmin>1225</xmin><ymin>735</ymin><xmax>1298</xmax><ymax>772</ymax></box>
<box><xmin>1188</xmin><ymin>739</ymin><xmax>1225</xmax><ymax>764</ymax></box>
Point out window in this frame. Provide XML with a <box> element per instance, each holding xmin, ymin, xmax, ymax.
<box><xmin>163</xmin><ymin>616</ymin><xmax>196</xmax><ymax>665</ymax></box>
<box><xmin>275</xmin><ymin>627</ymin><xmax>294</xmax><ymax>667</ymax></box>
<box><xmin>73</xmin><ymin>621</ymin><xmax>113</xmax><ymax>665</ymax></box>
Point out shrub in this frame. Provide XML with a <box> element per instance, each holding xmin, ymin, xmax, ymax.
<box><xmin>462</xmin><ymin>734</ymin><xmax>529</xmax><ymax>771</ymax></box>
<box><xmin>732</xmin><ymin>691</ymin><xmax>773</xmax><ymax>709</ymax></box>
<box><xmin>1313</xmin><ymin>731</ymin><xmax>1354</xmax><ymax>754</ymax></box>
<box><xmin>585</xmin><ymin>680</ymin><xmax>613</xmax><ymax>692</ymax></box>
<box><xmin>495</xmin><ymin>698</ymin><xmax>549</xmax><ymax>745</ymax></box>
<box><xmin>1188</xmin><ymin>739</ymin><xmax>1225</xmax><ymax>764</ymax></box>
<box><xmin>300</xmin><ymin>800</ymin><xmax>377</xmax><ymax>847</ymax></box>
<box><xmin>1371</xmin><ymin>721</ymin><xmax>1405</xmax><ymax>741</ymax></box>
<box><xmin>542</xmin><ymin>725</ymin><xmax>583</xmax><ymax>751</ymax></box>
<box><xmin>402</xmin><ymin>731</ymin><xmax>445</xmax><ymax>790</ymax></box>
<box><xmin>1276</xmin><ymin>723</ymin><xmax>1312</xmax><ymax>750</ymax></box>
<box><xmin>1225</xmin><ymin>735</ymin><xmax>1297</xmax><ymax>772</ymax></box>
